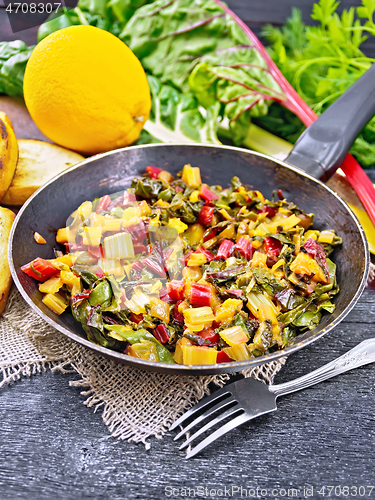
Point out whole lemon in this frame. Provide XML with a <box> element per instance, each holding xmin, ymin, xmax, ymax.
<box><xmin>24</xmin><ymin>25</ymin><xmax>151</xmax><ymax>155</ymax></box>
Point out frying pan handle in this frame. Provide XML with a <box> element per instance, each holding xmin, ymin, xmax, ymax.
<box><xmin>285</xmin><ymin>63</ymin><xmax>375</xmax><ymax>181</ymax></box>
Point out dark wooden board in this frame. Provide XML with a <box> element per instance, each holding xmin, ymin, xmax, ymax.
<box><xmin>1</xmin><ymin>1</ymin><xmax>375</xmax><ymax>499</ymax></box>
<box><xmin>1</xmin><ymin>290</ymin><xmax>375</xmax><ymax>500</ymax></box>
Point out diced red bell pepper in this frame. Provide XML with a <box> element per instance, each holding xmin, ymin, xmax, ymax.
<box><xmin>199</xmin><ymin>184</ymin><xmax>219</xmax><ymax>202</ymax></box>
<box><xmin>172</xmin><ymin>300</ymin><xmax>184</xmax><ymax>324</ymax></box>
<box><xmin>194</xmin><ymin>246</ymin><xmax>215</xmax><ymax>263</ymax></box>
<box><xmin>146</xmin><ymin>166</ymin><xmax>162</xmax><ymax>179</ymax></box>
<box><xmin>167</xmin><ymin>280</ymin><xmax>185</xmax><ymax>301</ymax></box>
<box><xmin>153</xmin><ymin>324</ymin><xmax>169</xmax><ymax>343</ymax></box>
<box><xmin>216</xmin><ymin>239</ymin><xmax>235</xmax><ymax>260</ymax></box>
<box><xmin>217</xmin><ymin>350</ymin><xmax>234</xmax><ymax>363</ymax></box>
<box><xmin>198</xmin><ymin>205</ymin><xmax>215</xmax><ymax>225</ymax></box>
<box><xmin>21</xmin><ymin>257</ymin><xmax>60</xmax><ymax>282</ymax></box>
<box><xmin>262</xmin><ymin>205</ymin><xmax>277</xmax><ymax>218</ymax></box>
<box><xmin>96</xmin><ymin>194</ymin><xmax>112</xmax><ymax>212</ymax></box>
<box><xmin>190</xmin><ymin>283</ymin><xmax>212</xmax><ymax>307</ymax></box>
<box><xmin>91</xmin><ymin>265</ymin><xmax>105</xmax><ymax>278</ymax></box>
<box><xmin>88</xmin><ymin>245</ymin><xmax>104</xmax><ymax>259</ymax></box>
<box><xmin>264</xmin><ymin>237</ymin><xmax>283</xmax><ymax>257</ymax></box>
<box><xmin>235</xmin><ymin>237</ymin><xmax>254</xmax><ymax>260</ymax></box>
<box><xmin>159</xmin><ymin>288</ymin><xmax>175</xmax><ymax>304</ymax></box>
<box><xmin>130</xmin><ymin>312</ymin><xmax>144</xmax><ymax>324</ymax></box>
<box><xmin>197</xmin><ymin>326</ymin><xmax>220</xmax><ymax>345</ymax></box>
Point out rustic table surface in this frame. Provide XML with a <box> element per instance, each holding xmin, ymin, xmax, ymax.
<box><xmin>1</xmin><ymin>2</ymin><xmax>375</xmax><ymax>499</ymax></box>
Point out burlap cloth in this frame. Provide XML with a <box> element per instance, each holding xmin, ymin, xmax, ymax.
<box><xmin>1</xmin><ymin>280</ymin><xmax>350</xmax><ymax>447</ymax></box>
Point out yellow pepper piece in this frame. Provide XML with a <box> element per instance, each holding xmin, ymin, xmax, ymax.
<box><xmin>56</xmin><ymin>227</ymin><xmax>75</xmax><ymax>245</ymax></box>
<box><xmin>102</xmin><ymin>218</ymin><xmax>122</xmax><ymax>232</ymax></box>
<box><xmin>182</xmin><ymin>266</ymin><xmax>203</xmax><ymax>281</ymax></box>
<box><xmin>219</xmin><ymin>209</ymin><xmax>232</xmax><ymax>220</ymax></box>
<box><xmin>76</xmin><ymin>201</ymin><xmax>92</xmax><ymax>222</ymax></box>
<box><xmin>100</xmin><ymin>258</ymin><xmax>124</xmax><ymax>277</ymax></box>
<box><xmin>214</xmin><ymin>299</ymin><xmax>243</xmax><ymax>325</ymax></box>
<box><xmin>122</xmin><ymin>207</ymin><xmax>140</xmax><ymax>227</ymax></box>
<box><xmin>183</xmin><ymin>306</ymin><xmax>215</xmax><ymax>330</ymax></box>
<box><xmin>39</xmin><ymin>277</ymin><xmax>63</xmax><ymax>294</ymax></box>
<box><xmin>174</xmin><ymin>337</ymin><xmax>192</xmax><ymax>364</ymax></box>
<box><xmin>128</xmin><ymin>340</ymin><xmax>159</xmax><ymax>362</ymax></box>
<box><xmin>182</xmin><ymin>345</ymin><xmax>217</xmax><ymax>365</ymax></box>
<box><xmin>156</xmin><ymin>199</ymin><xmax>169</xmax><ymax>208</ymax></box>
<box><xmin>254</xmin><ymin>190</ymin><xmax>264</xmax><ymax>202</ymax></box>
<box><xmin>138</xmin><ymin>200</ymin><xmax>151</xmax><ymax>216</ymax></box>
<box><xmin>290</xmin><ymin>252</ymin><xmax>329</xmax><ymax>283</ymax></box>
<box><xmin>189</xmin><ymin>190</ymin><xmax>200</xmax><ymax>202</ymax></box>
<box><xmin>269</xmin><ymin>214</ymin><xmax>301</xmax><ymax>231</ymax></box>
<box><xmin>181</xmin><ymin>164</ymin><xmax>202</xmax><ymax>188</ymax></box>
<box><xmin>219</xmin><ymin>326</ymin><xmax>248</xmax><ymax>346</ymax></box>
<box><xmin>318</xmin><ymin>230</ymin><xmax>335</xmax><ymax>244</ymax></box>
<box><xmin>158</xmin><ymin>170</ymin><xmax>173</xmax><ymax>183</ymax></box>
<box><xmin>187</xmin><ymin>253</ymin><xmax>207</xmax><ymax>267</ymax></box>
<box><xmin>184</xmin><ymin>223</ymin><xmax>205</xmax><ymax>246</ymax></box>
<box><xmin>60</xmin><ymin>270</ymin><xmax>82</xmax><ymax>295</ymax></box>
<box><xmin>218</xmin><ymin>224</ymin><xmax>235</xmax><ymax>241</ymax></box>
<box><xmin>90</xmin><ymin>213</ymin><xmax>105</xmax><ymax>228</ymax></box>
<box><xmin>42</xmin><ymin>293</ymin><xmax>68</xmax><ymax>315</ymax></box>
<box><xmin>304</xmin><ymin>230</ymin><xmax>319</xmax><ymax>241</ymax></box>
<box><xmin>168</xmin><ymin>218</ymin><xmax>188</xmax><ymax>234</ymax></box>
<box><xmin>150</xmin><ymin>298</ymin><xmax>170</xmax><ymax>324</ymax></box>
<box><xmin>82</xmin><ymin>227</ymin><xmax>102</xmax><ymax>247</ymax></box>
<box><xmin>223</xmin><ymin>343</ymin><xmax>251</xmax><ymax>361</ymax></box>
<box><xmin>251</xmin><ymin>251</ymin><xmax>267</xmax><ymax>267</ymax></box>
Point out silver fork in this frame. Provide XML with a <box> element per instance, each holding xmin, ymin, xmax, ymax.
<box><xmin>170</xmin><ymin>338</ymin><xmax>375</xmax><ymax>459</ymax></box>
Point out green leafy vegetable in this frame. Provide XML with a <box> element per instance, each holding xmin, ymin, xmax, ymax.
<box><xmin>0</xmin><ymin>41</ymin><xmax>34</xmax><ymax>96</ymax></box>
<box><xmin>262</xmin><ymin>0</ymin><xmax>375</xmax><ymax>166</ymax></box>
<box><xmin>144</xmin><ymin>76</ymin><xmax>220</xmax><ymax>143</ymax></box>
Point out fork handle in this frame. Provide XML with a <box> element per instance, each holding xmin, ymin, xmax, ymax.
<box><xmin>269</xmin><ymin>339</ymin><xmax>375</xmax><ymax>398</ymax></box>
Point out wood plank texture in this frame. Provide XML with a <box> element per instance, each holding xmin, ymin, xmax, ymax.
<box><xmin>1</xmin><ymin>290</ymin><xmax>374</xmax><ymax>499</ymax></box>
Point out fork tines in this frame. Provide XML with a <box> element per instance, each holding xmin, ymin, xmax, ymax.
<box><xmin>169</xmin><ymin>386</ymin><xmax>247</xmax><ymax>459</ymax></box>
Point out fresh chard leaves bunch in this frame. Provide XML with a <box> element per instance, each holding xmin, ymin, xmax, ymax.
<box><xmin>0</xmin><ymin>41</ymin><xmax>34</xmax><ymax>96</ymax></box>
<box><xmin>121</xmin><ymin>0</ymin><xmax>296</xmax><ymax>146</ymax></box>
<box><xmin>260</xmin><ymin>0</ymin><xmax>375</xmax><ymax>167</ymax></box>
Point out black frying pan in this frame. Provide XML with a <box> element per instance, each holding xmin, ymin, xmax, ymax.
<box><xmin>9</xmin><ymin>64</ymin><xmax>375</xmax><ymax>375</ymax></box>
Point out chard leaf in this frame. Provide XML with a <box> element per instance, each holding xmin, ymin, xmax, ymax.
<box><xmin>121</xmin><ymin>0</ymin><xmax>291</xmax><ymax>145</ymax></box>
<box><xmin>251</xmin><ymin>267</ymin><xmax>286</xmax><ymax>296</ymax></box>
<box><xmin>293</xmin><ymin>310</ymin><xmax>322</xmax><ymax>329</ymax></box>
<box><xmin>0</xmin><ymin>41</ymin><xmax>34</xmax><ymax>96</ymax></box>
<box><xmin>144</xmin><ymin>76</ymin><xmax>220</xmax><ymax>143</ymax></box>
